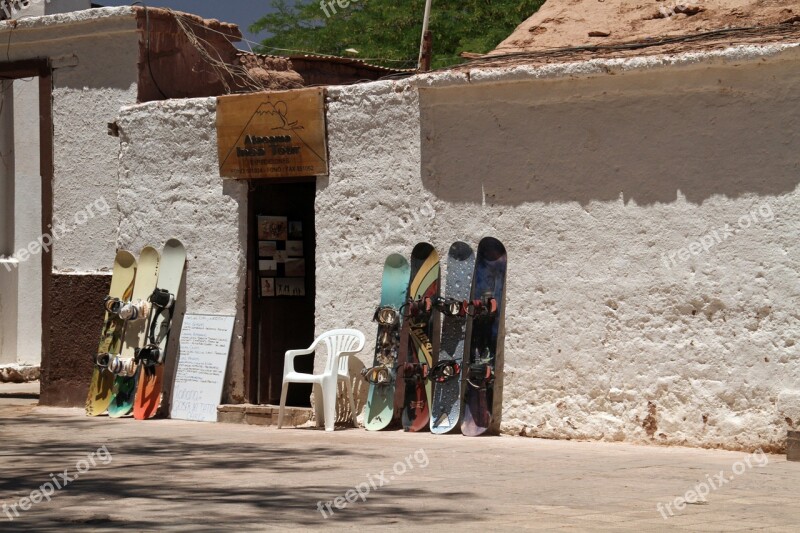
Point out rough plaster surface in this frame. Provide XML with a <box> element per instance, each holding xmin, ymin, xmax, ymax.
<box><xmin>415</xmin><ymin>42</ymin><xmax>800</xmax><ymax>89</ymax></box>
<box><xmin>317</xmin><ymin>51</ymin><xmax>800</xmax><ymax>451</ymax></box>
<box><xmin>0</xmin><ymin>10</ymin><xmax>139</xmax><ymax>364</ymax></box>
<box><xmin>116</xmin><ymin>98</ymin><xmax>248</xmax><ymax>403</ymax></box>
<box><xmin>50</xmin><ymin>41</ymin><xmax>139</xmax><ymax>271</ymax></box>
<box><xmin>0</xmin><ymin>263</ymin><xmax>18</xmax><ymax>365</ymax></box>
<box><xmin>13</xmin><ymin>78</ymin><xmax>42</xmax><ymax>365</ymax></box>
<box><xmin>0</xmin><ymin>6</ymin><xmax>140</xmax><ymax>271</ymax></box>
<box><xmin>110</xmin><ymin>41</ymin><xmax>800</xmax><ymax>450</ymax></box>
<box><xmin>0</xmin><ymin>6</ymin><xmax>133</xmax><ymax>32</ymax></box>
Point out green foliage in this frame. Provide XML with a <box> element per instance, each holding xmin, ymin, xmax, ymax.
<box><xmin>251</xmin><ymin>0</ymin><xmax>545</xmax><ymax>69</ymax></box>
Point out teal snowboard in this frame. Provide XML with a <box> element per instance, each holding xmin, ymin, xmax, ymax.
<box><xmin>362</xmin><ymin>254</ymin><xmax>410</xmax><ymax>431</ymax></box>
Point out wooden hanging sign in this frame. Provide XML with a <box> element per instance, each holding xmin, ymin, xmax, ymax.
<box><xmin>217</xmin><ymin>88</ymin><xmax>328</xmax><ymax>179</ymax></box>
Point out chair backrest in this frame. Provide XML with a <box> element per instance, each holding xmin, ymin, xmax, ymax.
<box><xmin>317</xmin><ymin>329</ymin><xmax>366</xmax><ymax>376</ymax></box>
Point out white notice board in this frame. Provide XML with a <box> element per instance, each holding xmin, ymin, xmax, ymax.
<box><xmin>170</xmin><ymin>314</ymin><xmax>236</xmax><ymax>422</ymax></box>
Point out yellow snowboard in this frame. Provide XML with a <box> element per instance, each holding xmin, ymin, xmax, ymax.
<box><xmin>85</xmin><ymin>250</ymin><xmax>136</xmax><ymax>416</ymax></box>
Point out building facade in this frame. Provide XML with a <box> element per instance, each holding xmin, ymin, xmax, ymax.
<box><xmin>2</xmin><ymin>4</ymin><xmax>798</xmax><ymax>453</ymax></box>
<box><xmin>112</xmin><ymin>39</ymin><xmax>800</xmax><ymax>451</ymax></box>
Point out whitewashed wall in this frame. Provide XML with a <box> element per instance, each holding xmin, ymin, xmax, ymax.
<box><xmin>116</xmin><ymin>98</ymin><xmax>249</xmax><ymax>403</ymax></box>
<box><xmin>0</xmin><ymin>8</ymin><xmax>139</xmax><ymax>271</ymax></box>
<box><xmin>0</xmin><ymin>8</ymin><xmax>139</xmax><ymax>368</ymax></box>
<box><xmin>317</xmin><ymin>47</ymin><xmax>800</xmax><ymax>451</ymax></box>
<box><xmin>111</xmin><ymin>42</ymin><xmax>800</xmax><ymax>451</ymax></box>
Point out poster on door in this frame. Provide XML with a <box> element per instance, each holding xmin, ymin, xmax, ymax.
<box><xmin>257</xmin><ymin>216</ymin><xmax>305</xmax><ymax>297</ymax></box>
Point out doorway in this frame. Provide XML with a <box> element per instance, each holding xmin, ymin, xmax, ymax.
<box><xmin>248</xmin><ymin>181</ymin><xmax>316</xmax><ymax>406</ymax></box>
<box><xmin>0</xmin><ymin>61</ymin><xmax>52</xmax><ymax>370</ymax></box>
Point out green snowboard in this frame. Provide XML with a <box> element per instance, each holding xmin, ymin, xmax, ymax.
<box><xmin>363</xmin><ymin>254</ymin><xmax>410</xmax><ymax>431</ymax></box>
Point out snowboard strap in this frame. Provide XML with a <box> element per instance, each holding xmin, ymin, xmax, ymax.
<box><xmin>119</xmin><ymin>300</ymin><xmax>150</xmax><ymax>322</ymax></box>
<box><xmin>399</xmin><ymin>362</ymin><xmax>429</xmax><ymax>382</ymax></box>
<box><xmin>431</xmin><ymin>296</ymin><xmax>469</xmax><ymax>317</ymax></box>
<box><xmin>108</xmin><ymin>356</ymin><xmax>136</xmax><ymax>377</ymax></box>
<box><xmin>361</xmin><ymin>366</ymin><xmax>391</xmax><ymax>385</ymax></box>
<box><xmin>104</xmin><ymin>296</ymin><xmax>124</xmax><ymax>315</ymax></box>
<box><xmin>134</xmin><ymin>344</ymin><xmax>164</xmax><ymax>376</ymax></box>
<box><xmin>466</xmin><ymin>363</ymin><xmax>494</xmax><ymax>389</ymax></box>
<box><xmin>147</xmin><ymin>288</ymin><xmax>176</xmax><ymax>347</ymax></box>
<box><xmin>429</xmin><ymin>359</ymin><xmax>461</xmax><ymax>383</ymax></box>
<box><xmin>403</xmin><ymin>297</ymin><xmax>433</xmax><ymax>325</ymax></box>
<box><xmin>373</xmin><ymin>306</ymin><xmax>400</xmax><ymax>327</ymax></box>
<box><xmin>95</xmin><ymin>352</ymin><xmax>112</xmax><ymax>368</ymax></box>
<box><xmin>469</xmin><ymin>296</ymin><xmax>498</xmax><ymax>318</ymax></box>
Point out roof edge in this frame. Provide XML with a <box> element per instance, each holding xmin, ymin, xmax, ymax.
<box><xmin>410</xmin><ymin>39</ymin><xmax>800</xmax><ymax>89</ymax></box>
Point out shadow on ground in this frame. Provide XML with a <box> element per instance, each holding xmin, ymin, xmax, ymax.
<box><xmin>0</xmin><ymin>408</ymin><xmax>477</xmax><ymax>531</ymax></box>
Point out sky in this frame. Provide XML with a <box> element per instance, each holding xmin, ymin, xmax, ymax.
<box><xmin>96</xmin><ymin>0</ymin><xmax>284</xmax><ymax>49</ymax></box>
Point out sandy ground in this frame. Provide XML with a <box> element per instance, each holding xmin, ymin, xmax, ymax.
<box><xmin>0</xmin><ymin>385</ymin><xmax>798</xmax><ymax>531</ymax></box>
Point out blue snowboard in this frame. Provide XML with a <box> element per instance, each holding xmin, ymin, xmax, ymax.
<box><xmin>462</xmin><ymin>237</ymin><xmax>506</xmax><ymax>437</ymax></box>
<box><xmin>430</xmin><ymin>242</ymin><xmax>475</xmax><ymax>434</ymax></box>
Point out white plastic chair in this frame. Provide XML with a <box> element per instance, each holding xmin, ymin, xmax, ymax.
<box><xmin>278</xmin><ymin>329</ymin><xmax>365</xmax><ymax>431</ymax></box>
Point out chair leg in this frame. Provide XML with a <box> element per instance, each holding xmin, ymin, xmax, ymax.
<box><xmin>323</xmin><ymin>378</ymin><xmax>337</xmax><ymax>432</ymax></box>
<box><xmin>277</xmin><ymin>381</ymin><xmax>289</xmax><ymax>429</ymax></box>
<box><xmin>313</xmin><ymin>384</ymin><xmax>324</xmax><ymax>428</ymax></box>
<box><xmin>345</xmin><ymin>378</ymin><xmax>358</xmax><ymax>427</ymax></box>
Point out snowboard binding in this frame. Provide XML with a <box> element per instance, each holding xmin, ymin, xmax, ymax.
<box><xmin>469</xmin><ymin>296</ymin><xmax>498</xmax><ymax>318</ymax></box>
<box><xmin>104</xmin><ymin>296</ymin><xmax>125</xmax><ymax>316</ymax></box>
<box><xmin>361</xmin><ymin>366</ymin><xmax>392</xmax><ymax>385</ymax></box>
<box><xmin>144</xmin><ymin>287</ymin><xmax>176</xmax><ymax>358</ymax></box>
<box><xmin>118</xmin><ymin>300</ymin><xmax>150</xmax><ymax>321</ymax></box>
<box><xmin>399</xmin><ymin>362</ymin><xmax>429</xmax><ymax>382</ymax></box>
<box><xmin>95</xmin><ymin>352</ymin><xmax>114</xmax><ymax>368</ymax></box>
<box><xmin>431</xmin><ymin>296</ymin><xmax>469</xmax><ymax>317</ymax></box>
<box><xmin>429</xmin><ymin>359</ymin><xmax>461</xmax><ymax>383</ymax></box>
<box><xmin>150</xmin><ymin>288</ymin><xmax>176</xmax><ymax>311</ymax></box>
<box><xmin>373</xmin><ymin>306</ymin><xmax>400</xmax><ymax>327</ymax></box>
<box><xmin>403</xmin><ymin>297</ymin><xmax>433</xmax><ymax>326</ymax></box>
<box><xmin>466</xmin><ymin>362</ymin><xmax>494</xmax><ymax>390</ymax></box>
<box><xmin>108</xmin><ymin>356</ymin><xmax>136</xmax><ymax>377</ymax></box>
<box><xmin>135</xmin><ymin>344</ymin><xmax>164</xmax><ymax>367</ymax></box>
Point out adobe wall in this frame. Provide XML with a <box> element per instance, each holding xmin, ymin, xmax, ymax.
<box><xmin>317</xmin><ymin>46</ymin><xmax>800</xmax><ymax>451</ymax></box>
<box><xmin>0</xmin><ymin>8</ymin><xmax>140</xmax><ymax>398</ymax></box>
<box><xmin>113</xmin><ymin>42</ymin><xmax>800</xmax><ymax>451</ymax></box>
<box><xmin>115</xmin><ymin>98</ymin><xmax>249</xmax><ymax>405</ymax></box>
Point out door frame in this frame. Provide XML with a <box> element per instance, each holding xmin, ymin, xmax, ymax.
<box><xmin>243</xmin><ymin>177</ymin><xmax>317</xmax><ymax>405</ymax></box>
<box><xmin>0</xmin><ymin>59</ymin><xmax>53</xmax><ymax>369</ymax></box>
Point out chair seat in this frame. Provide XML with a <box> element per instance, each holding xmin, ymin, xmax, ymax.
<box><xmin>284</xmin><ymin>371</ymin><xmax>351</xmax><ymax>384</ymax></box>
<box><xmin>284</xmin><ymin>371</ymin><xmax>324</xmax><ymax>384</ymax></box>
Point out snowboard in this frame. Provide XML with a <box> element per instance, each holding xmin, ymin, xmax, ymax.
<box><xmin>107</xmin><ymin>246</ymin><xmax>161</xmax><ymax>418</ymax></box>
<box><xmin>85</xmin><ymin>250</ymin><xmax>136</xmax><ymax>417</ymax></box>
<box><xmin>362</xmin><ymin>254</ymin><xmax>410</xmax><ymax>431</ymax></box>
<box><xmin>430</xmin><ymin>242</ymin><xmax>475</xmax><ymax>434</ymax></box>
<box><xmin>134</xmin><ymin>239</ymin><xmax>186</xmax><ymax>420</ymax></box>
<box><xmin>462</xmin><ymin>237</ymin><xmax>507</xmax><ymax>437</ymax></box>
<box><xmin>396</xmin><ymin>243</ymin><xmax>440</xmax><ymax>432</ymax></box>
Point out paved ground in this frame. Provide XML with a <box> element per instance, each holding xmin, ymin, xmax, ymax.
<box><xmin>0</xmin><ymin>385</ymin><xmax>798</xmax><ymax>531</ymax></box>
